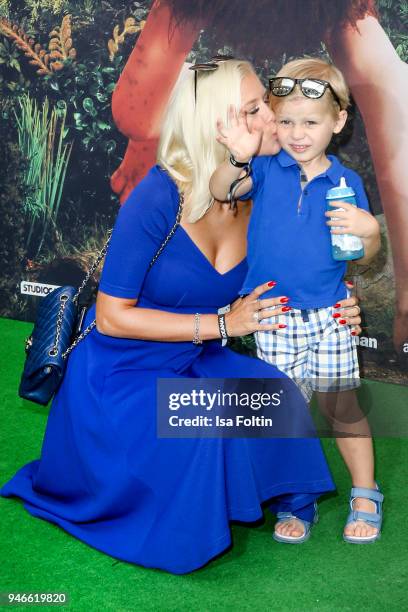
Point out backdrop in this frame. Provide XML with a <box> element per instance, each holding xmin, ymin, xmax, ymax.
<box><xmin>1</xmin><ymin>0</ymin><xmax>407</xmax><ymax>384</ymax></box>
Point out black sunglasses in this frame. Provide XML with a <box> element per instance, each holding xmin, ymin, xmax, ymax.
<box><xmin>269</xmin><ymin>77</ymin><xmax>342</xmax><ymax>108</ymax></box>
<box><xmin>189</xmin><ymin>55</ymin><xmax>235</xmax><ymax>103</ymax></box>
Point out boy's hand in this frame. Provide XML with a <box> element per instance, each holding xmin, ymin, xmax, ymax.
<box><xmin>325</xmin><ymin>202</ymin><xmax>379</xmax><ymax>239</ymax></box>
<box><xmin>216</xmin><ymin>105</ymin><xmax>263</xmax><ymax>161</ymax></box>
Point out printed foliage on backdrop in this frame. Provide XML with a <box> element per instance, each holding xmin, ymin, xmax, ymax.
<box><xmin>0</xmin><ymin>0</ymin><xmax>407</xmax><ymax>384</ymax></box>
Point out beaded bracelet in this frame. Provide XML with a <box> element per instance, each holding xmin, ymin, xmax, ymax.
<box><xmin>192</xmin><ymin>313</ymin><xmax>203</xmax><ymax>345</ymax></box>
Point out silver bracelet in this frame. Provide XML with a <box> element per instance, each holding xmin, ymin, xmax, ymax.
<box><xmin>192</xmin><ymin>313</ymin><xmax>203</xmax><ymax>345</ymax></box>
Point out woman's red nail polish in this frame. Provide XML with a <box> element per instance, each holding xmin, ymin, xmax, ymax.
<box><xmin>267</xmin><ymin>281</ymin><xmax>276</xmax><ymax>287</ymax></box>
<box><xmin>351</xmin><ymin>331</ymin><xmax>357</xmax><ymax>336</ymax></box>
<box><xmin>282</xmin><ymin>306</ymin><xmax>292</xmax><ymax>312</ymax></box>
<box><xmin>332</xmin><ymin>313</ymin><xmax>341</xmax><ymax>318</ymax></box>
<box><xmin>346</xmin><ymin>281</ymin><xmax>354</xmax><ymax>287</ymax></box>
<box><xmin>339</xmin><ymin>319</ymin><xmax>347</xmax><ymax>324</ymax></box>
<box><xmin>280</xmin><ymin>297</ymin><xmax>289</xmax><ymax>303</ymax></box>
<box><xmin>278</xmin><ymin>324</ymin><xmax>287</xmax><ymax>328</ymax></box>
<box><xmin>333</xmin><ymin>303</ymin><xmax>341</xmax><ymax>308</ymax></box>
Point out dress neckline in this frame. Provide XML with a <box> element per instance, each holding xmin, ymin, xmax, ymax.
<box><xmin>156</xmin><ymin>166</ymin><xmax>247</xmax><ymax>276</ymax></box>
<box><xmin>178</xmin><ymin>226</ymin><xmax>246</xmax><ymax>277</ymax></box>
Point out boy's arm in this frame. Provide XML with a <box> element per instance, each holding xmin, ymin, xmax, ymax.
<box><xmin>326</xmin><ymin>202</ymin><xmax>381</xmax><ymax>265</ymax></box>
<box><xmin>210</xmin><ymin>159</ymin><xmax>253</xmax><ymax>202</ymax></box>
<box><xmin>326</xmin><ymin>173</ymin><xmax>381</xmax><ymax>265</ymax></box>
<box><xmin>354</xmin><ymin>212</ymin><xmax>381</xmax><ymax>264</ymax></box>
<box><xmin>210</xmin><ymin>105</ymin><xmax>263</xmax><ymax>201</ymax></box>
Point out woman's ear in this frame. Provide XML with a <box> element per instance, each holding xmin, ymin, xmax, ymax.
<box><xmin>333</xmin><ymin>109</ymin><xmax>348</xmax><ymax>134</ymax></box>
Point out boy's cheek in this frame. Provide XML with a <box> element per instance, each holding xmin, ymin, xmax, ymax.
<box><xmin>275</xmin><ymin>128</ymin><xmax>286</xmax><ymax>144</ymax></box>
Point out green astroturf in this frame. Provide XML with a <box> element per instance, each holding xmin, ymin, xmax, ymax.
<box><xmin>0</xmin><ymin>316</ymin><xmax>407</xmax><ymax>612</ymax></box>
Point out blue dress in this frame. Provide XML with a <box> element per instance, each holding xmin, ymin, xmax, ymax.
<box><xmin>1</xmin><ymin>166</ymin><xmax>334</xmax><ymax>574</ymax></box>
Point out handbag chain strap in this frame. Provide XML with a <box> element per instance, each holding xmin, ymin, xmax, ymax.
<box><xmin>61</xmin><ymin>193</ymin><xmax>184</xmax><ymax>359</ymax></box>
<box><xmin>72</xmin><ymin>229</ymin><xmax>114</xmax><ymax>306</ymax></box>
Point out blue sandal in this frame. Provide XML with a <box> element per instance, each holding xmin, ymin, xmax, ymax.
<box><xmin>343</xmin><ymin>484</ymin><xmax>384</xmax><ymax>544</ymax></box>
<box><xmin>273</xmin><ymin>502</ymin><xmax>318</xmax><ymax>544</ymax></box>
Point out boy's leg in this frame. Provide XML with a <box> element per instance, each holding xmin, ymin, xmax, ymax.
<box><xmin>256</xmin><ymin>309</ymin><xmax>313</xmax><ymax>538</ymax></box>
<box><xmin>309</xmin><ymin>310</ymin><xmax>378</xmax><ymax>539</ymax></box>
<box><xmin>256</xmin><ymin>308</ymin><xmax>312</xmax><ymax>402</ymax></box>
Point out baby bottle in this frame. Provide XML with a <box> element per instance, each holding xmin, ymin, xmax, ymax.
<box><xmin>326</xmin><ymin>177</ymin><xmax>365</xmax><ymax>261</ymax></box>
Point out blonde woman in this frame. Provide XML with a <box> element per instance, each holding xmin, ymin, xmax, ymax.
<box><xmin>1</xmin><ymin>60</ymin><xmax>361</xmax><ymax>574</ymax></box>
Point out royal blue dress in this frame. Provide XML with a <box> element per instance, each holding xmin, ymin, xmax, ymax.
<box><xmin>1</xmin><ymin>166</ymin><xmax>334</xmax><ymax>574</ymax></box>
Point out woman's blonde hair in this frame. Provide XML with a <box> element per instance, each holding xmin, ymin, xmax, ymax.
<box><xmin>157</xmin><ymin>59</ymin><xmax>254</xmax><ymax>222</ymax></box>
<box><xmin>271</xmin><ymin>57</ymin><xmax>350</xmax><ymax>114</ymax></box>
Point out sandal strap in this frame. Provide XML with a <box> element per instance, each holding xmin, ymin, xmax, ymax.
<box><xmin>350</xmin><ymin>486</ymin><xmax>384</xmax><ymax>503</ymax></box>
<box><xmin>347</xmin><ymin>510</ymin><xmax>381</xmax><ymax>526</ymax></box>
<box><xmin>276</xmin><ymin>512</ymin><xmax>311</xmax><ymax>529</ymax></box>
<box><xmin>276</xmin><ymin>512</ymin><xmax>295</xmax><ymax>520</ymax></box>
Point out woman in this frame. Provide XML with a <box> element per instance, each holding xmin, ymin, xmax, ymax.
<box><xmin>0</xmin><ymin>60</ymin><xmax>361</xmax><ymax>574</ymax></box>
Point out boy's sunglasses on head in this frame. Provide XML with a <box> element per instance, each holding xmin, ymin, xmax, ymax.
<box><xmin>269</xmin><ymin>77</ymin><xmax>341</xmax><ymax>108</ymax></box>
<box><xmin>189</xmin><ymin>55</ymin><xmax>235</xmax><ymax>103</ymax></box>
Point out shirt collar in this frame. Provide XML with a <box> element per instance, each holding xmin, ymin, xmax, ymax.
<box><xmin>276</xmin><ymin>149</ymin><xmax>343</xmax><ymax>185</ymax></box>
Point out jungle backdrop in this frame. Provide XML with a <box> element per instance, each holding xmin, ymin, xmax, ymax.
<box><xmin>0</xmin><ymin>0</ymin><xmax>407</xmax><ymax>384</ymax></box>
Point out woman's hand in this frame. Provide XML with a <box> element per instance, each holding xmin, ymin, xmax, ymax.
<box><xmin>332</xmin><ymin>290</ymin><xmax>362</xmax><ymax>336</ymax></box>
<box><xmin>216</xmin><ymin>105</ymin><xmax>263</xmax><ymax>161</ymax></box>
<box><xmin>225</xmin><ymin>281</ymin><xmax>291</xmax><ymax>337</ymax></box>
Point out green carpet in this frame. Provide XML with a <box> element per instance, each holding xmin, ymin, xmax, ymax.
<box><xmin>0</xmin><ymin>316</ymin><xmax>407</xmax><ymax>612</ymax></box>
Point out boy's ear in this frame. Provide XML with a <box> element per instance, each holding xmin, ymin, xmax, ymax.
<box><xmin>333</xmin><ymin>110</ymin><xmax>348</xmax><ymax>134</ymax></box>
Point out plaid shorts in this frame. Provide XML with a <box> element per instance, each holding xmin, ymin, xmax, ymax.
<box><xmin>256</xmin><ymin>305</ymin><xmax>360</xmax><ymax>401</ymax></box>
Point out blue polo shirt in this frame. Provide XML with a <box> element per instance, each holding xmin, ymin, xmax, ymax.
<box><xmin>240</xmin><ymin>150</ymin><xmax>370</xmax><ymax>308</ymax></box>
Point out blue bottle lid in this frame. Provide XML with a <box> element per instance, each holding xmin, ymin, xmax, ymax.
<box><xmin>326</xmin><ymin>177</ymin><xmax>355</xmax><ymax>200</ymax></box>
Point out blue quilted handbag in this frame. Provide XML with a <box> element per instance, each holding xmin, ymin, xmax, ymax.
<box><xmin>19</xmin><ymin>193</ymin><xmax>183</xmax><ymax>406</ymax></box>
<box><xmin>18</xmin><ymin>232</ymin><xmax>112</xmax><ymax>406</ymax></box>
<box><xmin>19</xmin><ymin>286</ymin><xmax>82</xmax><ymax>405</ymax></box>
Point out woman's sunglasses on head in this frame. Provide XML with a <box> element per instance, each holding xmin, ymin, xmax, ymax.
<box><xmin>189</xmin><ymin>55</ymin><xmax>235</xmax><ymax>103</ymax></box>
<box><xmin>269</xmin><ymin>77</ymin><xmax>342</xmax><ymax>108</ymax></box>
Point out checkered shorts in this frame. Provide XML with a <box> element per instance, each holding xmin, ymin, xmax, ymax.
<box><xmin>256</xmin><ymin>305</ymin><xmax>360</xmax><ymax>401</ymax></box>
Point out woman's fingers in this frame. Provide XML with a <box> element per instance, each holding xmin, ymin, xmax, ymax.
<box><xmin>333</xmin><ymin>295</ymin><xmax>362</xmax><ymax>334</ymax></box>
<box><xmin>226</xmin><ymin>283</ymin><xmax>291</xmax><ymax>336</ymax></box>
<box><xmin>256</xmin><ymin>296</ymin><xmax>290</xmax><ymax>310</ymax></box>
<box><xmin>244</xmin><ymin>284</ymin><xmax>291</xmax><ymax>329</ymax></box>
<box><xmin>253</xmin><ymin>321</ymin><xmax>286</xmax><ymax>332</ymax></box>
<box><xmin>342</xmin><ymin>305</ymin><xmax>360</xmax><ymax>317</ymax></box>
<box><xmin>256</xmin><ymin>307</ymin><xmax>288</xmax><ymax>321</ymax></box>
<box><xmin>250</xmin><ymin>281</ymin><xmax>279</xmax><ymax>300</ymax></box>
<box><xmin>336</xmin><ymin>295</ymin><xmax>359</xmax><ymax>308</ymax></box>
<box><xmin>344</xmin><ymin>316</ymin><xmax>361</xmax><ymax>326</ymax></box>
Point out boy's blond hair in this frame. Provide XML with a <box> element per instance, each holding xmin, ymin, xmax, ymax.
<box><xmin>157</xmin><ymin>59</ymin><xmax>254</xmax><ymax>222</ymax></box>
<box><xmin>271</xmin><ymin>57</ymin><xmax>350</xmax><ymax>114</ymax></box>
